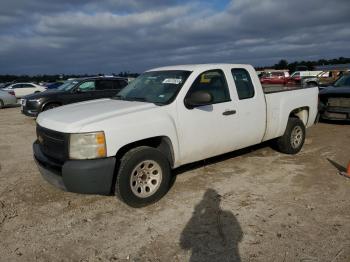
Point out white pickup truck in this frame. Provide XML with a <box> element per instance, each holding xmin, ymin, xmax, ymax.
<box><xmin>33</xmin><ymin>64</ymin><xmax>318</xmax><ymax>207</ymax></box>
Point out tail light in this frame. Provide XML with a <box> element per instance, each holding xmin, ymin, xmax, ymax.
<box><xmin>8</xmin><ymin>91</ymin><xmax>15</xmax><ymax>96</ymax></box>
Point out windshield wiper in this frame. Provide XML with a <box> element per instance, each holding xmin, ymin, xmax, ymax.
<box><xmin>127</xmin><ymin>97</ymin><xmax>148</xmax><ymax>102</ymax></box>
<box><xmin>114</xmin><ymin>96</ymin><xmax>163</xmax><ymax>106</ymax></box>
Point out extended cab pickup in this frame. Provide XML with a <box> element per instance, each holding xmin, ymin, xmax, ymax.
<box><xmin>33</xmin><ymin>64</ymin><xmax>318</xmax><ymax>207</ymax></box>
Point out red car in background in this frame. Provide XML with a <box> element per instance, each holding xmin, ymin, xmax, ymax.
<box><xmin>259</xmin><ymin>71</ymin><xmax>290</xmax><ymax>85</ymax></box>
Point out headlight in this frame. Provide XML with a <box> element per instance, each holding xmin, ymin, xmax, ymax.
<box><xmin>69</xmin><ymin>131</ymin><xmax>106</xmax><ymax>159</ymax></box>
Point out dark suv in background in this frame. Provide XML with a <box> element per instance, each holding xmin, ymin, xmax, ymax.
<box><xmin>21</xmin><ymin>76</ymin><xmax>128</xmax><ymax>117</ymax></box>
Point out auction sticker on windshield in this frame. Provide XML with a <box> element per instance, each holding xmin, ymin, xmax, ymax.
<box><xmin>162</xmin><ymin>78</ymin><xmax>182</xmax><ymax>84</ymax></box>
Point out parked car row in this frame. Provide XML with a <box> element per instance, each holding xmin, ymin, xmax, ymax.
<box><xmin>304</xmin><ymin>70</ymin><xmax>347</xmax><ymax>88</ymax></box>
<box><xmin>259</xmin><ymin>70</ymin><xmax>323</xmax><ymax>86</ymax></box>
<box><xmin>2</xmin><ymin>82</ymin><xmax>46</xmax><ymax>98</ymax></box>
<box><xmin>21</xmin><ymin>76</ymin><xmax>128</xmax><ymax>117</ymax></box>
<box><xmin>259</xmin><ymin>69</ymin><xmax>349</xmax><ymax>88</ymax></box>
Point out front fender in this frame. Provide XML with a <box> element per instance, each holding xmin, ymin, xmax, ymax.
<box><xmin>80</xmin><ymin>106</ymin><xmax>181</xmax><ymax>166</ymax></box>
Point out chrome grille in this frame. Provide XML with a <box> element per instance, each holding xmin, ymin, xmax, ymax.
<box><xmin>328</xmin><ymin>97</ymin><xmax>350</xmax><ymax>108</ymax></box>
<box><xmin>36</xmin><ymin>125</ymin><xmax>68</xmax><ymax>162</ymax></box>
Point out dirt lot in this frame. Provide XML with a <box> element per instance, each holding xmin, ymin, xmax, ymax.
<box><xmin>0</xmin><ymin>106</ymin><xmax>349</xmax><ymax>262</ymax></box>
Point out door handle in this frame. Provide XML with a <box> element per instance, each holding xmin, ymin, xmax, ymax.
<box><xmin>222</xmin><ymin>110</ymin><xmax>236</xmax><ymax>116</ymax></box>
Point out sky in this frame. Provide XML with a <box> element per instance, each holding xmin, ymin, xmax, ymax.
<box><xmin>0</xmin><ymin>0</ymin><xmax>349</xmax><ymax>75</ymax></box>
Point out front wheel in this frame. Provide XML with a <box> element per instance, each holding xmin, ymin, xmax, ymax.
<box><xmin>115</xmin><ymin>146</ymin><xmax>171</xmax><ymax>208</ymax></box>
<box><xmin>275</xmin><ymin>117</ymin><xmax>306</xmax><ymax>154</ymax></box>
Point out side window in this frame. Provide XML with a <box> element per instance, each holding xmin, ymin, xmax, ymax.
<box><xmin>78</xmin><ymin>81</ymin><xmax>95</xmax><ymax>92</ymax></box>
<box><xmin>13</xmin><ymin>84</ymin><xmax>22</xmax><ymax>89</ymax></box>
<box><xmin>96</xmin><ymin>80</ymin><xmax>114</xmax><ymax>90</ymax></box>
<box><xmin>231</xmin><ymin>68</ymin><xmax>255</xmax><ymax>100</ymax></box>
<box><xmin>118</xmin><ymin>80</ymin><xmax>128</xmax><ymax>89</ymax></box>
<box><xmin>187</xmin><ymin>69</ymin><xmax>230</xmax><ymax>104</ymax></box>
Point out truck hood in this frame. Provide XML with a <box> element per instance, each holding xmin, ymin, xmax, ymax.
<box><xmin>36</xmin><ymin>98</ymin><xmax>157</xmax><ymax>133</ymax></box>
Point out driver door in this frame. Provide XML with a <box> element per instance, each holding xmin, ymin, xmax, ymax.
<box><xmin>177</xmin><ymin>69</ymin><xmax>237</xmax><ymax>164</ymax></box>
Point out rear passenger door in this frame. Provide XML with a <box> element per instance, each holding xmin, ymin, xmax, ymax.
<box><xmin>228</xmin><ymin>68</ymin><xmax>266</xmax><ymax>147</ymax></box>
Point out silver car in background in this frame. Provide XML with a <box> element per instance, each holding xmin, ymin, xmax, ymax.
<box><xmin>0</xmin><ymin>89</ymin><xmax>17</xmax><ymax>109</ymax></box>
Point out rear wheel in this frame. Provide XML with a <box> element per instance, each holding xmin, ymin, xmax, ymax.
<box><xmin>115</xmin><ymin>146</ymin><xmax>171</xmax><ymax>208</ymax></box>
<box><xmin>275</xmin><ymin>117</ymin><xmax>305</xmax><ymax>154</ymax></box>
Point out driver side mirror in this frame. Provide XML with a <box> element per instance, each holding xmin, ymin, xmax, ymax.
<box><xmin>184</xmin><ymin>90</ymin><xmax>213</xmax><ymax>109</ymax></box>
<box><xmin>75</xmin><ymin>88</ymin><xmax>82</xmax><ymax>93</ymax></box>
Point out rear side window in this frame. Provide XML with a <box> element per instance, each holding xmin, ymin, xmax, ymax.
<box><xmin>187</xmin><ymin>69</ymin><xmax>230</xmax><ymax>104</ymax></box>
<box><xmin>118</xmin><ymin>80</ymin><xmax>128</xmax><ymax>89</ymax></box>
<box><xmin>96</xmin><ymin>80</ymin><xmax>114</xmax><ymax>90</ymax></box>
<box><xmin>96</xmin><ymin>79</ymin><xmax>128</xmax><ymax>90</ymax></box>
<box><xmin>231</xmin><ymin>69</ymin><xmax>255</xmax><ymax>100</ymax></box>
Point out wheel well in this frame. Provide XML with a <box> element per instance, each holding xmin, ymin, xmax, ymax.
<box><xmin>115</xmin><ymin>136</ymin><xmax>175</xmax><ymax>167</ymax></box>
<box><xmin>307</xmin><ymin>81</ymin><xmax>317</xmax><ymax>86</ymax></box>
<box><xmin>42</xmin><ymin>102</ymin><xmax>61</xmax><ymax>111</ymax></box>
<box><xmin>289</xmin><ymin>107</ymin><xmax>309</xmax><ymax>125</ymax></box>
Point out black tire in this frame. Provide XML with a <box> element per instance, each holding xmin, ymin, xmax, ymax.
<box><xmin>115</xmin><ymin>146</ymin><xmax>171</xmax><ymax>208</ymax></box>
<box><xmin>275</xmin><ymin>117</ymin><xmax>306</xmax><ymax>154</ymax></box>
<box><xmin>307</xmin><ymin>82</ymin><xmax>317</xmax><ymax>87</ymax></box>
<box><xmin>0</xmin><ymin>99</ymin><xmax>4</xmax><ymax>109</ymax></box>
<box><xmin>42</xmin><ymin>103</ymin><xmax>60</xmax><ymax>111</ymax></box>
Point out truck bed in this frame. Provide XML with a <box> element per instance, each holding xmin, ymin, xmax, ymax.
<box><xmin>262</xmin><ymin>84</ymin><xmax>304</xmax><ymax>94</ymax></box>
<box><xmin>262</xmin><ymin>86</ymin><xmax>319</xmax><ymax>142</ymax></box>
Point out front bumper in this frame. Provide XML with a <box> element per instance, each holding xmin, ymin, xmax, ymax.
<box><xmin>320</xmin><ymin>107</ymin><xmax>350</xmax><ymax>121</ymax></box>
<box><xmin>33</xmin><ymin>142</ymin><xmax>116</xmax><ymax>195</ymax></box>
<box><xmin>21</xmin><ymin>99</ymin><xmax>42</xmax><ymax>117</ymax></box>
<box><xmin>22</xmin><ymin>107</ymin><xmax>39</xmax><ymax>117</ymax></box>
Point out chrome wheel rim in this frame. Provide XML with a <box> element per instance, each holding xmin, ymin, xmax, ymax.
<box><xmin>291</xmin><ymin>126</ymin><xmax>303</xmax><ymax>149</ymax></box>
<box><xmin>130</xmin><ymin>160</ymin><xmax>163</xmax><ymax>198</ymax></box>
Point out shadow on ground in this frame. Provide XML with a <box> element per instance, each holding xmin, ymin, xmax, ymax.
<box><xmin>327</xmin><ymin>158</ymin><xmax>346</xmax><ymax>173</ymax></box>
<box><xmin>180</xmin><ymin>189</ymin><xmax>242</xmax><ymax>262</ymax></box>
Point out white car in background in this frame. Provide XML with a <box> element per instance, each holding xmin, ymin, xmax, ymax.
<box><xmin>2</xmin><ymin>83</ymin><xmax>46</xmax><ymax>98</ymax></box>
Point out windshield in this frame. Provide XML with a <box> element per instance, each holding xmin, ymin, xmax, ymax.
<box><xmin>291</xmin><ymin>72</ymin><xmax>300</xmax><ymax>77</ymax></box>
<box><xmin>57</xmin><ymin>80</ymin><xmax>79</xmax><ymax>91</ymax></box>
<box><xmin>334</xmin><ymin>74</ymin><xmax>350</xmax><ymax>87</ymax></box>
<box><xmin>116</xmin><ymin>70</ymin><xmax>192</xmax><ymax>105</ymax></box>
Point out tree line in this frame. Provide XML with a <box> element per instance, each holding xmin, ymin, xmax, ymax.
<box><xmin>1</xmin><ymin>57</ymin><xmax>349</xmax><ymax>83</ymax></box>
<box><xmin>257</xmin><ymin>57</ymin><xmax>350</xmax><ymax>72</ymax></box>
<box><xmin>0</xmin><ymin>72</ymin><xmax>139</xmax><ymax>84</ymax></box>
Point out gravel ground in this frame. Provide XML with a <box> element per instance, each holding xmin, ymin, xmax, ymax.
<box><xmin>0</xmin><ymin>106</ymin><xmax>349</xmax><ymax>262</ymax></box>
